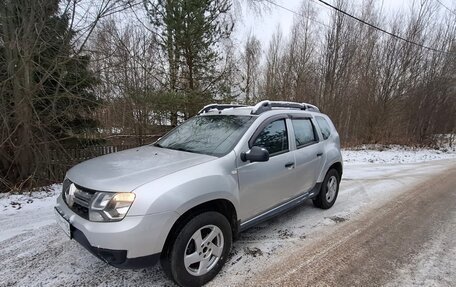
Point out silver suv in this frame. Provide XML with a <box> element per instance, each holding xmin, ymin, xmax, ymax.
<box><xmin>55</xmin><ymin>100</ymin><xmax>342</xmax><ymax>286</ymax></box>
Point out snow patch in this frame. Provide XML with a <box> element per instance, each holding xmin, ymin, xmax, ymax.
<box><xmin>342</xmin><ymin>145</ymin><xmax>456</xmax><ymax>165</ymax></box>
<box><xmin>0</xmin><ymin>184</ymin><xmax>61</xmax><ymax>241</ymax></box>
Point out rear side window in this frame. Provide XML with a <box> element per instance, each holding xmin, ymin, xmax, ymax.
<box><xmin>316</xmin><ymin>116</ymin><xmax>331</xmax><ymax>140</ymax></box>
<box><xmin>291</xmin><ymin>119</ymin><xmax>317</xmax><ymax>147</ymax></box>
<box><xmin>252</xmin><ymin>119</ymin><xmax>289</xmax><ymax>155</ymax></box>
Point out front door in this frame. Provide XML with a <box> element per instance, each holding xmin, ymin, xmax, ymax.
<box><xmin>237</xmin><ymin>118</ymin><xmax>296</xmax><ymax>221</ymax></box>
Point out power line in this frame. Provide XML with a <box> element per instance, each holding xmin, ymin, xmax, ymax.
<box><xmin>263</xmin><ymin>0</ymin><xmax>331</xmax><ymax>29</ymax></box>
<box><xmin>435</xmin><ymin>0</ymin><xmax>456</xmax><ymax>16</ymax></box>
<box><xmin>316</xmin><ymin>0</ymin><xmax>454</xmax><ymax>56</ymax></box>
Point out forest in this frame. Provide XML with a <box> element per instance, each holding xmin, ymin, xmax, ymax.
<box><xmin>1</xmin><ymin>0</ymin><xmax>455</xmax><ymax>191</ymax></box>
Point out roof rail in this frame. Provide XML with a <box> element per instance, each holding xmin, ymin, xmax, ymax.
<box><xmin>251</xmin><ymin>100</ymin><xmax>320</xmax><ymax>115</ymax></box>
<box><xmin>198</xmin><ymin>104</ymin><xmax>247</xmax><ymax>115</ymax></box>
<box><xmin>302</xmin><ymin>103</ymin><xmax>320</xmax><ymax>112</ymax></box>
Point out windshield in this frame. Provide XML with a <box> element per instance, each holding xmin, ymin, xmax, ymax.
<box><xmin>155</xmin><ymin>115</ymin><xmax>256</xmax><ymax>157</ymax></box>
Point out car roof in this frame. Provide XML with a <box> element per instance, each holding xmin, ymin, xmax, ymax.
<box><xmin>200</xmin><ymin>106</ymin><xmax>256</xmax><ymax>116</ymax></box>
<box><xmin>197</xmin><ymin>100</ymin><xmax>322</xmax><ymax>118</ymax></box>
<box><xmin>199</xmin><ymin>106</ymin><xmax>321</xmax><ymax>118</ymax></box>
<box><xmin>198</xmin><ymin>100</ymin><xmax>320</xmax><ymax>115</ymax></box>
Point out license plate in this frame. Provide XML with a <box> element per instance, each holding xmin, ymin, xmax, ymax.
<box><xmin>55</xmin><ymin>208</ymin><xmax>71</xmax><ymax>238</ymax></box>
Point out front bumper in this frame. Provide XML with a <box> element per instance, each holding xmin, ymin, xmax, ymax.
<box><xmin>55</xmin><ymin>194</ymin><xmax>179</xmax><ymax>268</ymax></box>
<box><xmin>72</xmin><ymin>227</ymin><xmax>160</xmax><ymax>268</ymax></box>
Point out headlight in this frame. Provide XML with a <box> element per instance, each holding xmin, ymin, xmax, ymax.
<box><xmin>89</xmin><ymin>192</ymin><xmax>135</xmax><ymax>222</ymax></box>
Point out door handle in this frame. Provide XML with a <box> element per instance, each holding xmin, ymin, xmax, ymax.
<box><xmin>285</xmin><ymin>162</ymin><xmax>295</xmax><ymax>169</ymax></box>
<box><xmin>317</xmin><ymin>153</ymin><xmax>323</xmax><ymax>157</ymax></box>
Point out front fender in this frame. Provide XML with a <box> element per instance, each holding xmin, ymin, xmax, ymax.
<box><xmin>128</xmin><ymin>152</ymin><xmax>239</xmax><ymax>216</ymax></box>
<box><xmin>149</xmin><ymin>175</ymin><xmax>239</xmax><ymax>216</ymax></box>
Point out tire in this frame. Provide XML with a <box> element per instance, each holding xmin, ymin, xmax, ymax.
<box><xmin>161</xmin><ymin>211</ymin><xmax>232</xmax><ymax>287</ymax></box>
<box><xmin>313</xmin><ymin>169</ymin><xmax>340</xmax><ymax>209</ymax></box>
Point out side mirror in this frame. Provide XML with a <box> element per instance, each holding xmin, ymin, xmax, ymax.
<box><xmin>241</xmin><ymin>146</ymin><xmax>270</xmax><ymax>162</ymax></box>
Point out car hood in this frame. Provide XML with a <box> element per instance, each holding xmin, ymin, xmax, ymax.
<box><xmin>66</xmin><ymin>145</ymin><xmax>216</xmax><ymax>192</ymax></box>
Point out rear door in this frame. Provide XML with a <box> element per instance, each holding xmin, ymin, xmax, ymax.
<box><xmin>289</xmin><ymin>117</ymin><xmax>325</xmax><ymax>195</ymax></box>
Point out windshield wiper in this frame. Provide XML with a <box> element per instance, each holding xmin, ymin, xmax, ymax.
<box><xmin>166</xmin><ymin>146</ymin><xmax>197</xmax><ymax>154</ymax></box>
<box><xmin>153</xmin><ymin>143</ymin><xmax>191</xmax><ymax>153</ymax></box>
<box><xmin>174</xmin><ymin>147</ymin><xmax>193</xmax><ymax>153</ymax></box>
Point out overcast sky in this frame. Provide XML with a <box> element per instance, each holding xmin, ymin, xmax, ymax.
<box><xmin>234</xmin><ymin>0</ymin><xmax>455</xmax><ymax>48</ymax></box>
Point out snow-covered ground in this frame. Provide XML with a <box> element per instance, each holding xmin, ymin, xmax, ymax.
<box><xmin>342</xmin><ymin>144</ymin><xmax>456</xmax><ymax>164</ymax></box>
<box><xmin>0</xmin><ymin>186</ymin><xmax>61</xmax><ymax>242</ymax></box>
<box><xmin>0</xmin><ymin>147</ymin><xmax>455</xmax><ymax>286</ymax></box>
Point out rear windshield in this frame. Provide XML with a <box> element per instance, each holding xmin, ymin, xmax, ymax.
<box><xmin>155</xmin><ymin>115</ymin><xmax>255</xmax><ymax>157</ymax></box>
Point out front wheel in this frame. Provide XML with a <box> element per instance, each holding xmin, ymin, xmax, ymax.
<box><xmin>161</xmin><ymin>211</ymin><xmax>232</xmax><ymax>287</ymax></box>
<box><xmin>313</xmin><ymin>169</ymin><xmax>340</xmax><ymax>209</ymax></box>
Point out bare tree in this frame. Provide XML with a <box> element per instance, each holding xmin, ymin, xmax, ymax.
<box><xmin>259</xmin><ymin>0</ymin><xmax>455</xmax><ymax>145</ymax></box>
<box><xmin>240</xmin><ymin>34</ymin><xmax>262</xmax><ymax>104</ymax></box>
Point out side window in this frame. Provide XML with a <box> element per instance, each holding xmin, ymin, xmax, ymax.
<box><xmin>291</xmin><ymin>118</ymin><xmax>317</xmax><ymax>147</ymax></box>
<box><xmin>316</xmin><ymin>116</ymin><xmax>331</xmax><ymax>140</ymax></box>
<box><xmin>252</xmin><ymin>119</ymin><xmax>289</xmax><ymax>155</ymax></box>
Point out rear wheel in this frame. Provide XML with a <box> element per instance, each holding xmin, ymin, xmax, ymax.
<box><xmin>161</xmin><ymin>211</ymin><xmax>232</xmax><ymax>287</ymax></box>
<box><xmin>313</xmin><ymin>169</ymin><xmax>340</xmax><ymax>209</ymax></box>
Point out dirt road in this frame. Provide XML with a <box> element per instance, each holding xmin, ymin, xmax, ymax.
<box><xmin>250</xmin><ymin>165</ymin><xmax>456</xmax><ymax>286</ymax></box>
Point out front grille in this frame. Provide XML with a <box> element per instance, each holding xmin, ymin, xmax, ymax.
<box><xmin>62</xmin><ymin>179</ymin><xmax>96</xmax><ymax>220</ymax></box>
<box><xmin>73</xmin><ymin>189</ymin><xmax>93</xmax><ymax>208</ymax></box>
